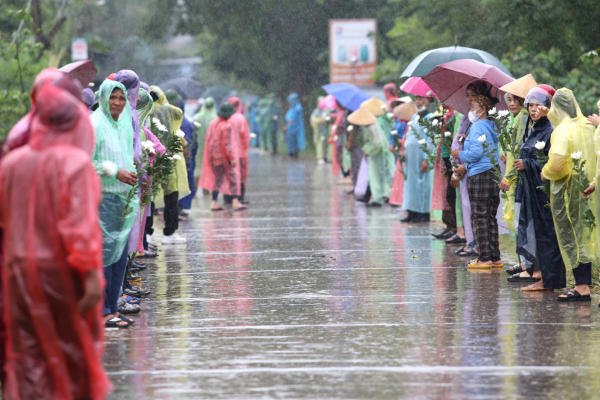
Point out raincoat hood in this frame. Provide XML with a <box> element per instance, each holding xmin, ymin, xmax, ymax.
<box><xmin>82</xmin><ymin>88</ymin><xmax>95</xmax><ymax>109</ymax></box>
<box><xmin>287</xmin><ymin>93</ymin><xmax>299</xmax><ymax>105</ymax></box>
<box><xmin>166</xmin><ymin>89</ymin><xmax>182</xmax><ymax>106</ymax></box>
<box><xmin>29</xmin><ymin>81</ymin><xmax>95</xmax><ymax>155</ymax></box>
<box><xmin>151</xmin><ymin>86</ymin><xmax>168</xmax><ymax>106</ymax></box>
<box><xmin>547</xmin><ymin>88</ymin><xmax>582</xmax><ymax>126</ymax></box>
<box><xmin>228</xmin><ymin>97</ymin><xmax>243</xmax><ymax>114</ymax></box>
<box><xmin>136</xmin><ymin>88</ymin><xmax>155</xmax><ymax>126</ymax></box>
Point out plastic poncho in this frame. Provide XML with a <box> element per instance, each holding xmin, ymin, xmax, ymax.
<box><xmin>541</xmin><ymin>89</ymin><xmax>597</xmax><ymax>270</ymax></box>
<box><xmin>514</xmin><ymin>116</ymin><xmax>566</xmax><ymax>288</ymax></box>
<box><xmin>198</xmin><ymin>117</ymin><xmax>240</xmax><ymax>196</ymax></box>
<box><xmin>285</xmin><ymin>93</ymin><xmax>306</xmax><ymax>154</ymax></box>
<box><xmin>361</xmin><ymin>123</ymin><xmax>396</xmax><ymax>204</ymax></box>
<box><xmin>176</xmin><ymin>99</ymin><xmax>198</xmax><ymax>209</ymax></box>
<box><xmin>261</xmin><ymin>93</ymin><xmax>281</xmax><ymax>153</ymax></box>
<box><xmin>310</xmin><ymin>102</ymin><xmax>331</xmax><ymax>161</ymax></box>
<box><xmin>193</xmin><ymin>98</ymin><xmax>218</xmax><ymax>179</ymax></box>
<box><xmin>502</xmin><ymin>107</ymin><xmax>529</xmax><ymax>227</ymax></box>
<box><xmin>149</xmin><ymin>86</ymin><xmax>190</xmax><ymax>204</ymax></box>
<box><xmin>0</xmin><ymin>81</ymin><xmax>110</xmax><ymax>400</ymax></box>
<box><xmin>594</xmin><ymin>98</ymin><xmax>600</xmax><ymax>249</ymax></box>
<box><xmin>403</xmin><ymin>111</ymin><xmax>434</xmax><ymax>213</ymax></box>
<box><xmin>228</xmin><ymin>97</ymin><xmax>251</xmax><ymax>183</ymax></box>
<box><xmin>91</xmin><ymin>80</ymin><xmax>139</xmax><ymax>266</ymax></box>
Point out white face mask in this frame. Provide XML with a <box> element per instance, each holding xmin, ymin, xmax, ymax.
<box><xmin>416</xmin><ymin>105</ymin><xmax>427</xmax><ymax>113</ymax></box>
<box><xmin>468</xmin><ymin>107</ymin><xmax>483</xmax><ymax>123</ymax></box>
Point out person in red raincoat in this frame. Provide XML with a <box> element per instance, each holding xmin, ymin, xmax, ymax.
<box><xmin>228</xmin><ymin>97</ymin><xmax>251</xmax><ymax>204</ymax></box>
<box><xmin>198</xmin><ymin>103</ymin><xmax>244</xmax><ymax>211</ymax></box>
<box><xmin>0</xmin><ymin>80</ymin><xmax>110</xmax><ymax>400</ymax></box>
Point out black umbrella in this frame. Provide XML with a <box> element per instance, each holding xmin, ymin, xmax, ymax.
<box><xmin>401</xmin><ymin>46</ymin><xmax>513</xmax><ymax>78</ymax></box>
<box><xmin>157</xmin><ymin>77</ymin><xmax>205</xmax><ymax>100</ymax></box>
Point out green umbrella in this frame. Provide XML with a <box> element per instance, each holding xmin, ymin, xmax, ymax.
<box><xmin>401</xmin><ymin>45</ymin><xmax>512</xmax><ymax>78</ymax></box>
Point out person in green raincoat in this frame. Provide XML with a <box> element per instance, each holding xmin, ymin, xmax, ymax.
<box><xmin>149</xmin><ymin>86</ymin><xmax>189</xmax><ymax>244</ymax></box>
<box><xmin>540</xmin><ymin>88</ymin><xmax>597</xmax><ymax>302</ymax></box>
<box><xmin>261</xmin><ymin>94</ymin><xmax>280</xmax><ymax>154</ymax></box>
<box><xmin>310</xmin><ymin>96</ymin><xmax>332</xmax><ymax>164</ymax></box>
<box><xmin>91</xmin><ymin>79</ymin><xmax>138</xmax><ymax>324</ymax></box>
<box><xmin>193</xmin><ymin>97</ymin><xmax>218</xmax><ymax>182</ymax></box>
<box><xmin>348</xmin><ymin>106</ymin><xmax>396</xmax><ymax>206</ymax></box>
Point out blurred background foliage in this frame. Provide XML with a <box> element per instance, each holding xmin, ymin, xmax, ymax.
<box><xmin>2</xmin><ymin>0</ymin><xmax>600</xmax><ymax>139</ymax></box>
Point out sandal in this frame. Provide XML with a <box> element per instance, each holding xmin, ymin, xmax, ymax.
<box><xmin>118</xmin><ymin>314</ymin><xmax>136</xmax><ymax>325</ymax></box>
<box><xmin>454</xmin><ymin>246</ymin><xmax>467</xmax><ymax>255</ymax></box>
<box><xmin>505</xmin><ymin>264</ymin><xmax>524</xmax><ymax>275</ymax></box>
<box><xmin>491</xmin><ymin>262</ymin><xmax>504</xmax><ymax>268</ymax></box>
<box><xmin>557</xmin><ymin>290</ymin><xmax>591</xmax><ymax>302</ymax></box>
<box><xmin>458</xmin><ymin>247</ymin><xmax>479</xmax><ymax>257</ymax></box>
<box><xmin>106</xmin><ymin>317</ymin><xmax>129</xmax><ymax>328</ymax></box>
<box><xmin>521</xmin><ymin>284</ymin><xmax>554</xmax><ymax>292</ymax></box>
<box><xmin>137</xmin><ymin>250</ymin><xmax>158</xmax><ymax>258</ymax></box>
<box><xmin>507</xmin><ymin>273</ymin><xmax>540</xmax><ymax>283</ymax></box>
<box><xmin>211</xmin><ymin>207</ymin><xmax>224</xmax><ymax>211</ymax></box>
<box><xmin>233</xmin><ymin>205</ymin><xmax>248</xmax><ymax>211</ymax></box>
<box><xmin>124</xmin><ymin>295</ymin><xmax>141</xmax><ymax>305</ymax></box>
<box><xmin>445</xmin><ymin>234</ymin><xmax>467</xmax><ymax>244</ymax></box>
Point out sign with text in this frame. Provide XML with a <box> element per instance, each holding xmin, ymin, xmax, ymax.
<box><xmin>329</xmin><ymin>19</ymin><xmax>377</xmax><ymax>86</ymax></box>
<box><xmin>71</xmin><ymin>38</ymin><xmax>88</xmax><ymax>61</ymax></box>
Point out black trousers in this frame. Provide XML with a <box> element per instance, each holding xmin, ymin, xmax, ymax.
<box><xmin>145</xmin><ymin>202</ymin><xmax>155</xmax><ymax>236</ymax></box>
<box><xmin>163</xmin><ymin>191</ymin><xmax>179</xmax><ymax>236</ymax></box>
<box><xmin>573</xmin><ymin>262</ymin><xmax>592</xmax><ymax>286</ymax></box>
<box><xmin>443</xmin><ymin>158</ymin><xmax>457</xmax><ymax>229</ymax></box>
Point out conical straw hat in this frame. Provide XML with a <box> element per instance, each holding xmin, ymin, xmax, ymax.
<box><xmin>348</xmin><ymin>106</ymin><xmax>377</xmax><ymax>126</ymax></box>
<box><xmin>394</xmin><ymin>101</ymin><xmax>417</xmax><ymax>121</ymax></box>
<box><xmin>360</xmin><ymin>97</ymin><xmax>386</xmax><ymax>116</ymax></box>
<box><xmin>499</xmin><ymin>74</ymin><xmax>538</xmax><ymax>100</ymax></box>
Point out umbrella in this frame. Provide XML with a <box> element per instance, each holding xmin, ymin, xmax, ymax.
<box><xmin>401</xmin><ymin>46</ymin><xmax>512</xmax><ymax>78</ymax></box>
<box><xmin>322</xmin><ymin>83</ymin><xmax>370</xmax><ymax>112</ymax></box>
<box><xmin>158</xmin><ymin>77</ymin><xmax>205</xmax><ymax>100</ymax></box>
<box><xmin>59</xmin><ymin>60</ymin><xmax>97</xmax><ymax>88</ymax></box>
<box><xmin>399</xmin><ymin>77</ymin><xmax>437</xmax><ymax>98</ymax></box>
<box><xmin>422</xmin><ymin>59</ymin><xmax>514</xmax><ymax>115</ymax></box>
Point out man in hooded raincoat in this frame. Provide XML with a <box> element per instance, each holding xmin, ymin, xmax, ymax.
<box><xmin>198</xmin><ymin>103</ymin><xmax>244</xmax><ymax>210</ymax></box>
<box><xmin>284</xmin><ymin>93</ymin><xmax>306</xmax><ymax>158</ymax></box>
<box><xmin>541</xmin><ymin>88</ymin><xmax>597</xmax><ymax>301</ymax></box>
<box><xmin>149</xmin><ymin>86</ymin><xmax>190</xmax><ymax>244</ymax></box>
<box><xmin>261</xmin><ymin>94</ymin><xmax>280</xmax><ymax>154</ymax></box>
<box><xmin>0</xmin><ymin>79</ymin><xmax>111</xmax><ymax>400</ymax></box>
<box><xmin>228</xmin><ymin>97</ymin><xmax>251</xmax><ymax>203</ymax></box>
<box><xmin>91</xmin><ymin>79</ymin><xmax>139</xmax><ymax>325</ymax></box>
<box><xmin>193</xmin><ymin>98</ymin><xmax>218</xmax><ymax>182</ymax></box>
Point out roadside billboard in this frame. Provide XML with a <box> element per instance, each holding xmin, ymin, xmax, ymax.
<box><xmin>329</xmin><ymin>19</ymin><xmax>377</xmax><ymax>86</ymax></box>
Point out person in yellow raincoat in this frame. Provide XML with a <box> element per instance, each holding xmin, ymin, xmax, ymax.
<box><xmin>149</xmin><ymin>86</ymin><xmax>190</xmax><ymax>244</ymax></box>
<box><xmin>540</xmin><ymin>88</ymin><xmax>597</xmax><ymax>302</ymax></box>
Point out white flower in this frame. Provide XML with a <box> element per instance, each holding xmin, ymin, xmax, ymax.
<box><xmin>149</xmin><ymin>147</ymin><xmax>156</xmax><ymax>155</ymax></box>
<box><xmin>571</xmin><ymin>151</ymin><xmax>582</xmax><ymax>160</ymax></box>
<box><xmin>418</xmin><ymin>139</ymin><xmax>426</xmax><ymax>145</ymax></box>
<box><xmin>142</xmin><ymin>141</ymin><xmax>155</xmax><ymax>151</ymax></box>
<box><xmin>432</xmin><ymin>119</ymin><xmax>439</xmax><ymax>126</ymax></box>
<box><xmin>597</xmin><ymin>150</ymin><xmax>600</xmax><ymax>156</ymax></box>
<box><xmin>168</xmin><ymin>156</ymin><xmax>174</xmax><ymax>160</ymax></box>
<box><xmin>391</xmin><ymin>130</ymin><xmax>398</xmax><ymax>136</ymax></box>
<box><xmin>452</xmin><ymin>174</ymin><xmax>460</xmax><ymax>180</ymax></box>
<box><xmin>477</xmin><ymin>134</ymin><xmax>486</xmax><ymax>143</ymax></box>
<box><xmin>172</xmin><ymin>154</ymin><xmax>182</xmax><ymax>161</ymax></box>
<box><xmin>193</xmin><ymin>121</ymin><xmax>201</xmax><ymax>128</ymax></box>
<box><xmin>152</xmin><ymin>117</ymin><xmax>161</xmax><ymax>125</ymax></box>
<box><xmin>489</xmin><ymin>107</ymin><xmax>497</xmax><ymax>115</ymax></box>
<box><xmin>415</xmin><ymin>115</ymin><xmax>420</xmax><ymax>123</ymax></box>
<box><xmin>426</xmin><ymin>90</ymin><xmax>433</xmax><ymax>97</ymax></box>
<box><xmin>498</xmin><ymin>110</ymin><xmax>510</xmax><ymax>117</ymax></box>
<box><xmin>424</xmin><ymin>128</ymin><xmax>428</xmax><ymax>132</ymax></box>
<box><xmin>325</xmin><ymin>116</ymin><xmax>331</xmax><ymax>122</ymax></box>
<box><xmin>250</xmin><ymin>133</ymin><xmax>257</xmax><ymax>139</ymax></box>
<box><xmin>176</xmin><ymin>130</ymin><xmax>185</xmax><ymax>138</ymax></box>
<box><xmin>332</xmin><ymin>125</ymin><xmax>338</xmax><ymax>133</ymax></box>
<box><xmin>534</xmin><ymin>141</ymin><xmax>546</xmax><ymax>150</ymax></box>
<box><xmin>387</xmin><ymin>112</ymin><xmax>394</xmax><ymax>119</ymax></box>
<box><xmin>347</xmin><ymin>125</ymin><xmax>354</xmax><ymax>132</ymax></box>
<box><xmin>157</xmin><ymin>123</ymin><xmax>167</xmax><ymax>132</ymax></box>
<box><xmin>407</xmin><ymin>121</ymin><xmax>413</xmax><ymax>126</ymax></box>
<box><xmin>101</xmin><ymin>160</ymin><xmax>118</xmax><ymax>177</ymax></box>
<box><xmin>444</xmin><ymin>132</ymin><xmax>452</xmax><ymax>137</ymax></box>
<box><xmin>381</xmin><ymin>105</ymin><xmax>387</xmax><ymax>110</ymax></box>
<box><xmin>273</xmin><ymin>116</ymin><xmax>278</xmax><ymax>120</ymax></box>
<box><xmin>333</xmin><ymin>135</ymin><xmax>338</xmax><ymax>141</ymax></box>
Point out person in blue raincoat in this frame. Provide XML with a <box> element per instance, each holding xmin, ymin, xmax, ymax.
<box><xmin>402</xmin><ymin>95</ymin><xmax>434</xmax><ymax>223</ymax></box>
<box><xmin>284</xmin><ymin>93</ymin><xmax>306</xmax><ymax>158</ymax></box>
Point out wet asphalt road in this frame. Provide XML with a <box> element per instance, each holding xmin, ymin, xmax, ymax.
<box><xmin>105</xmin><ymin>150</ymin><xmax>600</xmax><ymax>400</ymax></box>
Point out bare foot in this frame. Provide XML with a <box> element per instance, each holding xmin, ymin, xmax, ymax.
<box><xmin>519</xmin><ymin>270</ymin><xmax>541</xmax><ymax>279</ymax></box>
<box><xmin>478</xmin><ymin>261</ymin><xmax>492</xmax><ymax>266</ymax></box>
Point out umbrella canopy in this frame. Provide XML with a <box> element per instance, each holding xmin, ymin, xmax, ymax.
<box><xmin>401</xmin><ymin>46</ymin><xmax>512</xmax><ymax>78</ymax></box>
<box><xmin>59</xmin><ymin>60</ymin><xmax>97</xmax><ymax>88</ymax></box>
<box><xmin>422</xmin><ymin>59</ymin><xmax>514</xmax><ymax>115</ymax></box>
<box><xmin>322</xmin><ymin>83</ymin><xmax>370</xmax><ymax>112</ymax></box>
<box><xmin>158</xmin><ymin>77</ymin><xmax>205</xmax><ymax>100</ymax></box>
<box><xmin>318</xmin><ymin>94</ymin><xmax>338</xmax><ymax>110</ymax></box>
<box><xmin>399</xmin><ymin>77</ymin><xmax>438</xmax><ymax>98</ymax></box>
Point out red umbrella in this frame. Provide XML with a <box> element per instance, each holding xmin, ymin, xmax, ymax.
<box><xmin>59</xmin><ymin>60</ymin><xmax>98</xmax><ymax>88</ymax></box>
<box><xmin>399</xmin><ymin>77</ymin><xmax>438</xmax><ymax>98</ymax></box>
<box><xmin>422</xmin><ymin>59</ymin><xmax>514</xmax><ymax>115</ymax></box>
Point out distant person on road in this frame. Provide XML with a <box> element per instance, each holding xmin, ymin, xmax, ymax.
<box><xmin>193</xmin><ymin>97</ymin><xmax>218</xmax><ymax>184</ymax></box>
<box><xmin>198</xmin><ymin>103</ymin><xmax>245</xmax><ymax>211</ymax></box>
<box><xmin>284</xmin><ymin>93</ymin><xmax>306</xmax><ymax>158</ymax></box>
<box><xmin>228</xmin><ymin>97</ymin><xmax>251</xmax><ymax>204</ymax></box>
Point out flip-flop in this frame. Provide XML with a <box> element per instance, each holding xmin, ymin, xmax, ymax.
<box><xmin>557</xmin><ymin>290</ymin><xmax>591</xmax><ymax>302</ymax></box>
<box><xmin>118</xmin><ymin>314</ymin><xmax>135</xmax><ymax>326</ymax></box>
<box><xmin>507</xmin><ymin>273</ymin><xmax>540</xmax><ymax>283</ymax></box>
<box><xmin>105</xmin><ymin>317</ymin><xmax>129</xmax><ymax>328</ymax></box>
<box><xmin>233</xmin><ymin>205</ymin><xmax>248</xmax><ymax>212</ymax></box>
<box><xmin>521</xmin><ymin>284</ymin><xmax>553</xmax><ymax>292</ymax></box>
<box><xmin>445</xmin><ymin>234</ymin><xmax>467</xmax><ymax>244</ymax></box>
<box><xmin>137</xmin><ymin>251</ymin><xmax>158</xmax><ymax>258</ymax></box>
<box><xmin>491</xmin><ymin>262</ymin><xmax>504</xmax><ymax>268</ymax></box>
<box><xmin>211</xmin><ymin>207</ymin><xmax>225</xmax><ymax>211</ymax></box>
<box><xmin>505</xmin><ymin>264</ymin><xmax>524</xmax><ymax>275</ymax></box>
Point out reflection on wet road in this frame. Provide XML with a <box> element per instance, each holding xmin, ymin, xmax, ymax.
<box><xmin>105</xmin><ymin>152</ymin><xmax>600</xmax><ymax>399</ymax></box>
